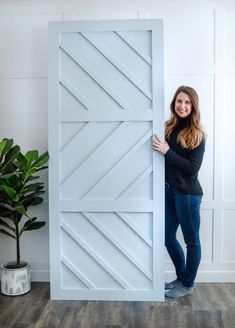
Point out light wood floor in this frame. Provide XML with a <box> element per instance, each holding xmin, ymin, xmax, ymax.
<box><xmin>0</xmin><ymin>282</ymin><xmax>234</xmax><ymax>327</ymax></box>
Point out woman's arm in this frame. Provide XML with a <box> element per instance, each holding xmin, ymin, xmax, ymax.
<box><xmin>165</xmin><ymin>139</ymin><xmax>205</xmax><ymax>175</ymax></box>
<box><xmin>152</xmin><ymin>135</ymin><xmax>205</xmax><ymax>176</ymax></box>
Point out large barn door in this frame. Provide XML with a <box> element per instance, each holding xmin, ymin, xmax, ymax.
<box><xmin>48</xmin><ymin>19</ymin><xmax>164</xmax><ymax>301</ymax></box>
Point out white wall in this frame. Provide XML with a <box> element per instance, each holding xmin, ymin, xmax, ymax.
<box><xmin>0</xmin><ymin>0</ymin><xmax>234</xmax><ymax>282</ymax></box>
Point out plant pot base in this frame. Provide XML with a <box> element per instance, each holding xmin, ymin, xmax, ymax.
<box><xmin>0</xmin><ymin>262</ymin><xmax>31</xmax><ymax>296</ymax></box>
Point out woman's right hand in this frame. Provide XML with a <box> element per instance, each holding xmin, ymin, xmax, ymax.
<box><xmin>152</xmin><ymin>134</ymin><xmax>169</xmax><ymax>155</ymax></box>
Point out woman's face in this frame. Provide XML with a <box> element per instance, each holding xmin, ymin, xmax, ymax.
<box><xmin>174</xmin><ymin>91</ymin><xmax>192</xmax><ymax>118</ymax></box>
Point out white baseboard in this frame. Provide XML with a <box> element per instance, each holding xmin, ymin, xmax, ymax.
<box><xmin>31</xmin><ymin>270</ymin><xmax>50</xmax><ymax>282</ymax></box>
<box><xmin>30</xmin><ymin>269</ymin><xmax>235</xmax><ymax>283</ymax></box>
<box><xmin>165</xmin><ymin>271</ymin><xmax>235</xmax><ymax>283</ymax></box>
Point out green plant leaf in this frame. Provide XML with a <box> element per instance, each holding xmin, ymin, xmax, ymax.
<box><xmin>0</xmin><ymin>185</ymin><xmax>17</xmax><ymax>199</ymax></box>
<box><xmin>22</xmin><ymin>196</ymin><xmax>43</xmax><ymax>208</ymax></box>
<box><xmin>0</xmin><ymin>172</ymin><xmax>18</xmax><ymax>180</ymax></box>
<box><xmin>0</xmin><ymin>209</ymin><xmax>12</xmax><ymax>218</ymax></box>
<box><xmin>0</xmin><ymin>228</ymin><xmax>15</xmax><ymax>239</ymax></box>
<box><xmin>19</xmin><ymin>217</ymin><xmax>37</xmax><ymax>233</ymax></box>
<box><xmin>24</xmin><ymin>167</ymin><xmax>38</xmax><ymax>182</ymax></box>
<box><xmin>4</xmin><ymin>145</ymin><xmax>20</xmax><ymax>164</ymax></box>
<box><xmin>16</xmin><ymin>205</ymin><xmax>27</xmax><ymax>215</ymax></box>
<box><xmin>27</xmin><ymin>175</ymin><xmax>40</xmax><ymax>181</ymax></box>
<box><xmin>1</xmin><ymin>163</ymin><xmax>18</xmax><ymax>175</ymax></box>
<box><xmin>33</xmin><ymin>165</ymin><xmax>48</xmax><ymax>173</ymax></box>
<box><xmin>16</xmin><ymin>152</ymin><xmax>28</xmax><ymax>170</ymax></box>
<box><xmin>23</xmin><ymin>221</ymin><xmax>46</xmax><ymax>231</ymax></box>
<box><xmin>0</xmin><ymin>139</ymin><xmax>13</xmax><ymax>163</ymax></box>
<box><xmin>25</xmin><ymin>150</ymin><xmax>38</xmax><ymax>166</ymax></box>
<box><xmin>0</xmin><ymin>217</ymin><xmax>15</xmax><ymax>232</ymax></box>
<box><xmin>22</xmin><ymin>190</ymin><xmax>45</xmax><ymax>199</ymax></box>
<box><xmin>0</xmin><ymin>202</ymin><xmax>26</xmax><ymax>215</ymax></box>
<box><xmin>1</xmin><ymin>145</ymin><xmax>20</xmax><ymax>175</ymax></box>
<box><xmin>0</xmin><ymin>202</ymin><xmax>14</xmax><ymax>216</ymax></box>
<box><xmin>33</xmin><ymin>151</ymin><xmax>49</xmax><ymax>168</ymax></box>
<box><xmin>22</xmin><ymin>182</ymin><xmax>44</xmax><ymax>192</ymax></box>
<box><xmin>18</xmin><ymin>187</ymin><xmax>44</xmax><ymax>199</ymax></box>
<box><xmin>4</xmin><ymin>174</ymin><xmax>22</xmax><ymax>191</ymax></box>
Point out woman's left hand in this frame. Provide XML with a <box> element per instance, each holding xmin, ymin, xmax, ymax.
<box><xmin>152</xmin><ymin>134</ymin><xmax>170</xmax><ymax>155</ymax></box>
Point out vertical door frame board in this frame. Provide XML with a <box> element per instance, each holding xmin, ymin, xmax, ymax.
<box><xmin>152</xmin><ymin>21</ymin><xmax>165</xmax><ymax>300</ymax></box>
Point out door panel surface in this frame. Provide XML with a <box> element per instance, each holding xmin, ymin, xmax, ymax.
<box><xmin>48</xmin><ymin>19</ymin><xmax>164</xmax><ymax>300</ymax></box>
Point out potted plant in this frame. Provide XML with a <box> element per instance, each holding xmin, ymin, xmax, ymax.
<box><xmin>0</xmin><ymin>138</ymin><xmax>49</xmax><ymax>295</ymax></box>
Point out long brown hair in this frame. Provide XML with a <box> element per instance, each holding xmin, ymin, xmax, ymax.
<box><xmin>165</xmin><ymin>86</ymin><xmax>205</xmax><ymax>149</ymax></box>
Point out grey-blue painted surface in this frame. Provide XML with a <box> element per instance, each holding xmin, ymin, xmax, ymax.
<box><xmin>48</xmin><ymin>19</ymin><xmax>164</xmax><ymax>301</ymax></box>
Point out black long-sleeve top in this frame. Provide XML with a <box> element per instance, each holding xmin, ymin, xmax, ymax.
<box><xmin>164</xmin><ymin>118</ymin><xmax>205</xmax><ymax>195</ymax></box>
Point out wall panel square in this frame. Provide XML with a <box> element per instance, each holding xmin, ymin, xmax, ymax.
<box><xmin>225</xmin><ymin>10</ymin><xmax>235</xmax><ymax>74</ymax></box>
<box><xmin>0</xmin><ymin>14</ymin><xmax>63</xmax><ymax>71</ymax></box>
<box><xmin>0</xmin><ymin>79</ymin><xmax>48</xmax><ymax>150</ymax></box>
<box><xmin>222</xmin><ymin>210</ymin><xmax>235</xmax><ymax>262</ymax></box>
<box><xmin>150</xmin><ymin>10</ymin><xmax>214</xmax><ymax>74</ymax></box>
<box><xmin>223</xmin><ymin>75</ymin><xmax>235</xmax><ymax>200</ymax></box>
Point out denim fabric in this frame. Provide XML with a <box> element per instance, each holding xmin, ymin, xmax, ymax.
<box><xmin>165</xmin><ymin>185</ymin><xmax>202</xmax><ymax>287</ymax></box>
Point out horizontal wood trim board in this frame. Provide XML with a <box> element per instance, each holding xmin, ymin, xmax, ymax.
<box><xmin>60</xmin><ymin>200</ymin><xmax>153</xmax><ymax>212</ymax></box>
<box><xmin>59</xmin><ymin>111</ymin><xmax>153</xmax><ymax>122</ymax></box>
<box><xmin>51</xmin><ymin>288</ymin><xmax>163</xmax><ymax>301</ymax></box>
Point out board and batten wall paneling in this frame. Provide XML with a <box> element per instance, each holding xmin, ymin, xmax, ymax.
<box><xmin>0</xmin><ymin>11</ymin><xmax>64</xmax><ymax>282</ymax></box>
<box><xmin>0</xmin><ymin>0</ymin><xmax>235</xmax><ymax>282</ymax></box>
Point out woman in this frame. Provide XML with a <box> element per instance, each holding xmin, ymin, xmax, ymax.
<box><xmin>152</xmin><ymin>86</ymin><xmax>206</xmax><ymax>298</ymax></box>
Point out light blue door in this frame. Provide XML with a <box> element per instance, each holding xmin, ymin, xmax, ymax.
<box><xmin>48</xmin><ymin>19</ymin><xmax>164</xmax><ymax>301</ymax></box>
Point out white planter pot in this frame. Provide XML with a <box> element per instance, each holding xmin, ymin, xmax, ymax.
<box><xmin>0</xmin><ymin>262</ymin><xmax>31</xmax><ymax>296</ymax></box>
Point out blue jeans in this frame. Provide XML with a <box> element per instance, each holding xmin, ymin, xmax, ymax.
<box><xmin>165</xmin><ymin>185</ymin><xmax>202</xmax><ymax>287</ymax></box>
